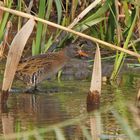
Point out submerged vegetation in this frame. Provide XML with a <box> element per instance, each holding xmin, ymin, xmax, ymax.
<box><xmin>0</xmin><ymin>0</ymin><xmax>140</xmax><ymax>139</ymax></box>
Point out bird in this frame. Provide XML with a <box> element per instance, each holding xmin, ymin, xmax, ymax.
<box><xmin>15</xmin><ymin>45</ymin><xmax>88</xmax><ymax>92</ymax></box>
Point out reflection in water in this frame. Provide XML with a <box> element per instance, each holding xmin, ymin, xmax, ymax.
<box><xmin>0</xmin><ymin>76</ymin><xmax>139</xmax><ymax>139</ymax></box>
<box><xmin>87</xmin><ymin>91</ymin><xmax>101</xmax><ymax>140</ymax></box>
<box><xmin>2</xmin><ymin>113</ymin><xmax>14</xmax><ymax>136</ymax></box>
<box><xmin>0</xmin><ymin>91</ymin><xmax>14</xmax><ymax>139</ymax></box>
<box><xmin>0</xmin><ymin>92</ymin><xmax>87</xmax><ymax>139</ymax></box>
<box><xmin>89</xmin><ymin>112</ymin><xmax>101</xmax><ymax>140</ymax></box>
<box><xmin>0</xmin><ymin>91</ymin><xmax>9</xmax><ymax>112</ymax></box>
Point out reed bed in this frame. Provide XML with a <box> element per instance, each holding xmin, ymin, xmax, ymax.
<box><xmin>0</xmin><ymin>1</ymin><xmax>140</xmax><ymax>139</ymax></box>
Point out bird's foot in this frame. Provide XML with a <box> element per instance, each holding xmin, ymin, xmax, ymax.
<box><xmin>24</xmin><ymin>87</ymin><xmax>41</xmax><ymax>93</ymax></box>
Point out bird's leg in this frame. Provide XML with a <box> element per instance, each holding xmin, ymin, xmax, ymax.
<box><xmin>24</xmin><ymin>84</ymin><xmax>38</xmax><ymax>93</ymax></box>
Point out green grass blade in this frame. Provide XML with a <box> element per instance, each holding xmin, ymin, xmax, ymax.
<box><xmin>122</xmin><ymin>1</ymin><xmax>131</xmax><ymax>28</ymax></box>
<box><xmin>54</xmin><ymin>0</ymin><xmax>62</xmax><ymax>24</ymax></box>
<box><xmin>71</xmin><ymin>0</ymin><xmax>78</xmax><ymax>21</ymax></box>
<box><xmin>75</xmin><ymin>17</ymin><xmax>106</xmax><ymax>32</ymax></box>
<box><xmin>31</xmin><ymin>39</ymin><xmax>36</xmax><ymax>56</ymax></box>
<box><xmin>44</xmin><ymin>35</ymin><xmax>53</xmax><ymax>52</ymax></box>
<box><xmin>0</xmin><ymin>0</ymin><xmax>12</xmax><ymax>41</ymax></box>
<box><xmin>111</xmin><ymin>6</ymin><xmax>139</xmax><ymax>79</ymax></box>
<box><xmin>46</xmin><ymin>0</ymin><xmax>53</xmax><ymax>20</ymax></box>
<box><xmin>131</xmin><ymin>42</ymin><xmax>140</xmax><ymax>63</ymax></box>
<box><xmin>41</xmin><ymin>0</ymin><xmax>53</xmax><ymax>53</ymax></box>
<box><xmin>33</xmin><ymin>0</ymin><xmax>46</xmax><ymax>55</ymax></box>
<box><xmin>81</xmin><ymin>125</ymin><xmax>92</xmax><ymax>140</ymax></box>
<box><xmin>55</xmin><ymin>128</ymin><xmax>66</xmax><ymax>140</ymax></box>
<box><xmin>17</xmin><ymin>0</ymin><xmax>22</xmax><ymax>31</ymax></box>
<box><xmin>105</xmin><ymin>2</ymin><xmax>116</xmax><ymax>42</ymax></box>
<box><xmin>80</xmin><ymin>0</ymin><xmax>112</xmax><ymax>25</ymax></box>
<box><xmin>112</xmin><ymin>110</ymin><xmax>139</xmax><ymax>140</ymax></box>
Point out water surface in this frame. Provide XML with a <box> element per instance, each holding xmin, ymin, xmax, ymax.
<box><xmin>0</xmin><ymin>73</ymin><xmax>139</xmax><ymax>140</ymax></box>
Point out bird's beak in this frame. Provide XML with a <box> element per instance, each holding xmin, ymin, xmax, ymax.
<box><xmin>77</xmin><ymin>49</ymin><xmax>88</xmax><ymax>57</ymax></box>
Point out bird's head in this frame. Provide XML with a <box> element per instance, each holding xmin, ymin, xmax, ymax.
<box><xmin>64</xmin><ymin>44</ymin><xmax>88</xmax><ymax>58</ymax></box>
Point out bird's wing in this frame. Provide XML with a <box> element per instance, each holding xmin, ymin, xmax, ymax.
<box><xmin>17</xmin><ymin>52</ymin><xmax>61</xmax><ymax>71</ymax></box>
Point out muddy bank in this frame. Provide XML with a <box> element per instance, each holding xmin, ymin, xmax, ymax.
<box><xmin>61</xmin><ymin>59</ymin><xmax>140</xmax><ymax>80</ymax></box>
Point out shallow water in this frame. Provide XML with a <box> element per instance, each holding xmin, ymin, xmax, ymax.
<box><xmin>0</xmin><ymin>73</ymin><xmax>140</xmax><ymax>140</ymax></box>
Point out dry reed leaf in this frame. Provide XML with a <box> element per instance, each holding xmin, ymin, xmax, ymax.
<box><xmin>3</xmin><ymin>21</ymin><xmax>12</xmax><ymax>47</ymax></box>
<box><xmin>0</xmin><ymin>42</ymin><xmax>4</xmax><ymax>59</ymax></box>
<box><xmin>2</xmin><ymin>114</ymin><xmax>14</xmax><ymax>135</ymax></box>
<box><xmin>0</xmin><ymin>9</ymin><xmax>3</xmax><ymax>21</ymax></box>
<box><xmin>0</xmin><ymin>21</ymin><xmax>12</xmax><ymax>60</ymax></box>
<box><xmin>26</xmin><ymin>0</ymin><xmax>33</xmax><ymax>14</ymax></box>
<box><xmin>90</xmin><ymin>114</ymin><xmax>101</xmax><ymax>140</ymax></box>
<box><xmin>90</xmin><ymin>44</ymin><xmax>102</xmax><ymax>94</ymax></box>
<box><xmin>2</xmin><ymin>18</ymin><xmax>35</xmax><ymax>92</ymax></box>
<box><xmin>87</xmin><ymin>45</ymin><xmax>101</xmax><ymax>111</ymax></box>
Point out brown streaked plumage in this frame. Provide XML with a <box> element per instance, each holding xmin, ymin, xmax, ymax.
<box><xmin>16</xmin><ymin>46</ymin><xmax>87</xmax><ymax>90</ymax></box>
